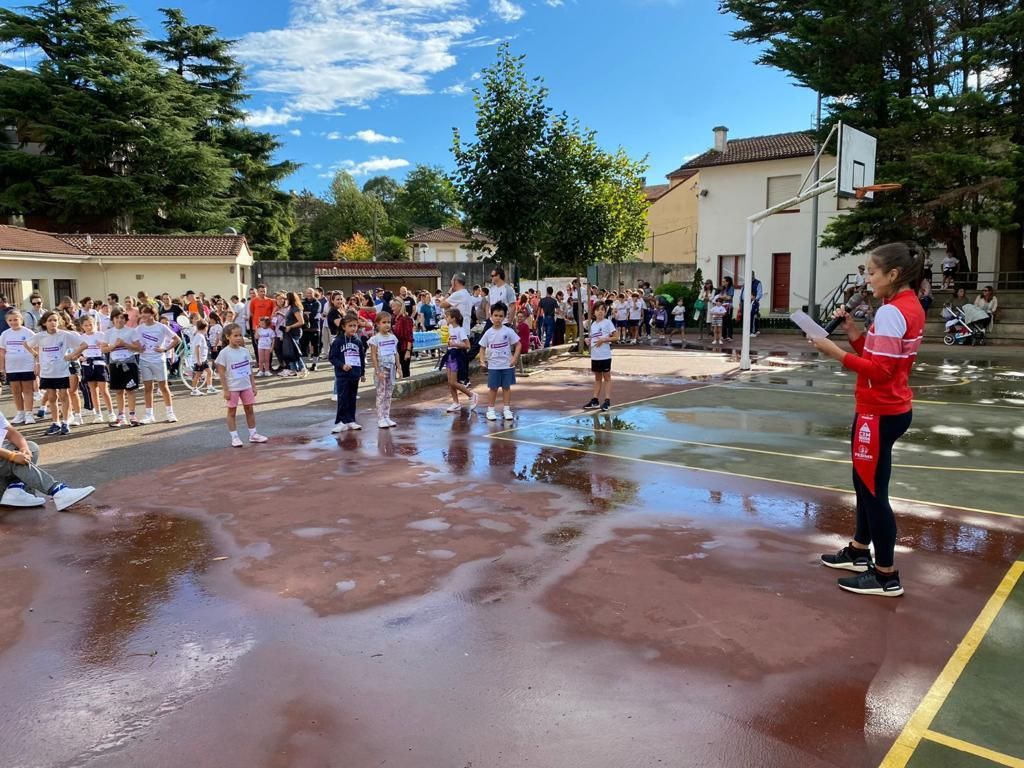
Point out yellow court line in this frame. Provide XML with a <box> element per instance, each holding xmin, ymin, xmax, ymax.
<box><xmin>921</xmin><ymin>730</ymin><xmax>1024</xmax><ymax>768</ymax></box>
<box><xmin>575</xmin><ymin>427</ymin><xmax>1024</xmax><ymax>475</ymax></box>
<box><xmin>879</xmin><ymin>560</ymin><xmax>1024</xmax><ymax>768</ymax></box>
<box><xmin>486</xmin><ymin>434</ymin><xmax>1024</xmax><ymax>520</ymax></box>
<box><xmin>722</xmin><ymin>384</ymin><xmax>1024</xmax><ymax>410</ymax></box>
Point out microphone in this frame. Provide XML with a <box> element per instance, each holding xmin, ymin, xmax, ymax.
<box><xmin>824</xmin><ymin>295</ymin><xmax>862</xmax><ymax>335</ymax></box>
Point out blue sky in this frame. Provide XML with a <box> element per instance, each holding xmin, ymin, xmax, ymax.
<box><xmin>3</xmin><ymin>0</ymin><xmax>818</xmax><ymax>195</ymax></box>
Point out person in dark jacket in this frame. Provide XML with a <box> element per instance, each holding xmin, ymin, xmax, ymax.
<box><xmin>390</xmin><ymin>299</ymin><xmax>414</xmax><ymax>378</ymax></box>
<box><xmin>328</xmin><ymin>313</ymin><xmax>366</xmax><ymax>433</ymax></box>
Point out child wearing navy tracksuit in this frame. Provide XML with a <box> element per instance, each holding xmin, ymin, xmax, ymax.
<box><xmin>329</xmin><ymin>315</ymin><xmax>366</xmax><ymax>433</ymax></box>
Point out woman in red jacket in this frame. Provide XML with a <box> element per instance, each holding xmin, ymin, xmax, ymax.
<box><xmin>811</xmin><ymin>243</ymin><xmax>925</xmax><ymax>597</ymax></box>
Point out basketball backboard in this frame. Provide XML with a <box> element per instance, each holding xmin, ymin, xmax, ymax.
<box><xmin>836</xmin><ymin>123</ymin><xmax>877</xmax><ymax>199</ymax></box>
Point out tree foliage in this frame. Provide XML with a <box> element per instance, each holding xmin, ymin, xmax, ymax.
<box><xmin>451</xmin><ymin>44</ymin><xmax>648</xmax><ymax>272</ymax></box>
<box><xmin>394</xmin><ymin>164</ymin><xmax>461</xmax><ymax>234</ymax></box>
<box><xmin>0</xmin><ymin>1</ymin><xmax>295</xmax><ymax>258</ymax></box>
<box><xmin>721</xmin><ymin>0</ymin><xmax>1023</xmax><ymax>270</ymax></box>
<box><xmin>334</xmin><ymin>232</ymin><xmax>373</xmax><ymax>262</ymax></box>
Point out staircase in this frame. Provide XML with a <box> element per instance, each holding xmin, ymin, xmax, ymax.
<box><xmin>926</xmin><ymin>288</ymin><xmax>1024</xmax><ymax>344</ymax></box>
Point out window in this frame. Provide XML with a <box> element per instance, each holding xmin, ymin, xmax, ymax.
<box><xmin>54</xmin><ymin>279</ymin><xmax>78</xmax><ymax>301</ymax></box>
<box><xmin>767</xmin><ymin>175</ymin><xmax>801</xmax><ymax>212</ymax></box>
<box><xmin>718</xmin><ymin>255</ymin><xmax>744</xmax><ymax>286</ymax></box>
<box><xmin>0</xmin><ymin>278</ymin><xmax>19</xmax><ymax>305</ymax></box>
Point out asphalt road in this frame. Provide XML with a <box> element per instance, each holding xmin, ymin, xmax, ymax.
<box><xmin>18</xmin><ymin>356</ymin><xmax>444</xmax><ymax>489</ymax></box>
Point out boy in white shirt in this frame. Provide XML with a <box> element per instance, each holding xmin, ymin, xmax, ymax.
<box><xmin>134</xmin><ymin>304</ymin><xmax>180</xmax><ymax>424</ymax></box>
<box><xmin>190</xmin><ymin>319</ymin><xmax>216</xmax><ymax>395</ymax></box>
<box><xmin>103</xmin><ymin>308</ymin><xmax>141</xmax><ymax>427</ymax></box>
<box><xmin>477</xmin><ymin>302</ymin><xmax>522</xmax><ymax>421</ymax></box>
<box><xmin>583</xmin><ymin>303</ymin><xmax>618</xmax><ymax>411</ymax></box>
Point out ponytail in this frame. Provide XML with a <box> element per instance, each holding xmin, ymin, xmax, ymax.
<box><xmin>869</xmin><ymin>242</ymin><xmax>923</xmax><ymax>292</ymax></box>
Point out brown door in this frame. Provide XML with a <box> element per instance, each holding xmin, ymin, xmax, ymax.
<box><xmin>771</xmin><ymin>253</ymin><xmax>791</xmax><ymax>312</ymax></box>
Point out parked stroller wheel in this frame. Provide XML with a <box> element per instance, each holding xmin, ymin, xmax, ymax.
<box><xmin>943</xmin><ymin>334</ymin><xmax>955</xmax><ymax>346</ymax></box>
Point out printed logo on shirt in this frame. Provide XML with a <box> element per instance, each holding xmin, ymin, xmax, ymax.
<box><xmin>141</xmin><ymin>332</ymin><xmax>160</xmax><ymax>344</ymax></box>
<box><xmin>855</xmin><ymin>443</ymin><xmax>873</xmax><ymax>462</ymax></box>
<box><xmin>230</xmin><ymin>361</ymin><xmax>250</xmax><ymax>371</ymax></box>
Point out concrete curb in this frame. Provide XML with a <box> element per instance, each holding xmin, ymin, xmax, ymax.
<box><xmin>392</xmin><ymin>344</ymin><xmax>575</xmax><ymax>400</ymax></box>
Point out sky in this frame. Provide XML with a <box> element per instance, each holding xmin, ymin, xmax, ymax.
<box><xmin>2</xmin><ymin>0</ymin><xmax>819</xmax><ymax>195</ymax></box>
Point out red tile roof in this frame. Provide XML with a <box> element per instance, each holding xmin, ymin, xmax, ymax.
<box><xmin>644</xmin><ymin>184</ymin><xmax>671</xmax><ymax>202</ymax></box>
<box><xmin>59</xmin><ymin>233</ymin><xmax>248</xmax><ymax>260</ymax></box>
<box><xmin>406</xmin><ymin>226</ymin><xmax>495</xmax><ymax>245</ymax></box>
<box><xmin>668</xmin><ymin>131</ymin><xmax>815</xmax><ymax>176</ymax></box>
<box><xmin>0</xmin><ymin>225</ymin><xmax>86</xmax><ymax>256</ymax></box>
<box><xmin>315</xmin><ymin>262</ymin><xmax>442</xmax><ymax>279</ymax></box>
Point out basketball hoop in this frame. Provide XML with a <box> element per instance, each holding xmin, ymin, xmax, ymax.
<box><xmin>853</xmin><ymin>183</ymin><xmax>902</xmax><ymax>199</ymax></box>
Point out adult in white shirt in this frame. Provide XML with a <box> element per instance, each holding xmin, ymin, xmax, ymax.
<box><xmin>485</xmin><ymin>267</ymin><xmax>518</xmax><ymax>318</ymax></box>
<box><xmin>441</xmin><ymin>274</ymin><xmax>474</xmax><ymax>336</ymax></box>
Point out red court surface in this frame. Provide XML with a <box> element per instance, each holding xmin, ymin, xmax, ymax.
<box><xmin>0</xmin><ymin>352</ymin><xmax>1021</xmax><ymax>767</ymax></box>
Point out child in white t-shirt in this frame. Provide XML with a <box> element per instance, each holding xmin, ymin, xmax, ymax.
<box><xmin>78</xmin><ymin>314</ymin><xmax>116</xmax><ymax>424</ymax></box>
<box><xmin>367</xmin><ymin>313</ymin><xmax>399</xmax><ymax>429</ymax></box>
<box><xmin>478</xmin><ymin>302</ymin><xmax>522</xmax><ymax>421</ymax></box>
<box><xmin>0</xmin><ymin>310</ymin><xmax>38</xmax><ymax>424</ymax></box>
<box><xmin>190</xmin><ymin>319</ymin><xmax>216</xmax><ymax>395</ymax></box>
<box><xmin>709</xmin><ymin>297</ymin><xmax>727</xmax><ymax>345</ymax></box>
<box><xmin>667</xmin><ymin>297</ymin><xmax>687</xmax><ymax>346</ymax></box>
<box><xmin>583</xmin><ymin>302</ymin><xmax>618</xmax><ymax>411</ymax></box>
<box><xmin>215</xmin><ymin>323</ymin><xmax>267</xmax><ymax>447</ymax></box>
<box><xmin>441</xmin><ymin>308</ymin><xmax>477</xmax><ymax>413</ymax></box>
<box><xmin>255</xmin><ymin>317</ymin><xmax>275</xmax><ymax>377</ymax></box>
<box><xmin>28</xmin><ymin>311</ymin><xmax>85</xmax><ymax>435</ymax></box>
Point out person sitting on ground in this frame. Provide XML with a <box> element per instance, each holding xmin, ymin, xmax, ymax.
<box><xmin>0</xmin><ymin>411</ymin><xmax>95</xmax><ymax>511</ymax></box>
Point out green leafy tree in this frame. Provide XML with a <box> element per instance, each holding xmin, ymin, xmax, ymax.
<box><xmin>378</xmin><ymin>235</ymin><xmax>410</xmax><ymax>261</ymax></box>
<box><xmin>289</xmin><ymin>189</ymin><xmax>332</xmax><ymax>260</ymax></box>
<box><xmin>0</xmin><ymin>0</ymin><xmax>232</xmax><ymax>231</ymax></box>
<box><xmin>721</xmin><ymin>0</ymin><xmax>1018</xmax><ymax>268</ymax></box>
<box><xmin>452</xmin><ymin>44</ymin><xmax>551</xmax><ymax>265</ymax></box>
<box><xmin>393</xmin><ymin>164</ymin><xmax>461</xmax><ymax>234</ymax></box>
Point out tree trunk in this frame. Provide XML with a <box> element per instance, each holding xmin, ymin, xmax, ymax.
<box><xmin>969</xmin><ymin>223</ymin><xmax>980</xmax><ymax>273</ymax></box>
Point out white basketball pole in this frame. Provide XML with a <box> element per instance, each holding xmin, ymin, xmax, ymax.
<box><xmin>740</xmin><ymin>176</ymin><xmax>838</xmax><ymax>371</ymax></box>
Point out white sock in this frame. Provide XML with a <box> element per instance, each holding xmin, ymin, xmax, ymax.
<box><xmin>229</xmin><ymin>430</ymin><xmax>239</xmax><ymax>440</ymax></box>
<box><xmin>146</xmin><ymin>408</ymin><xmax>154</xmax><ymax>416</ymax></box>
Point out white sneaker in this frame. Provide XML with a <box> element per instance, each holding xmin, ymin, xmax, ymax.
<box><xmin>386</xmin><ymin>419</ymin><xmax>398</xmax><ymax>427</ymax></box>
<box><xmin>11</xmin><ymin>413</ymin><xmax>25</xmax><ymax>425</ymax></box>
<box><xmin>486</xmin><ymin>408</ymin><xmax>498</xmax><ymax>421</ymax></box>
<box><xmin>331</xmin><ymin>422</ymin><xmax>348</xmax><ymax>433</ymax></box>
<box><xmin>346</xmin><ymin>422</ymin><xmax>362</xmax><ymax>431</ymax></box>
<box><xmin>231</xmin><ymin>434</ymin><xmax>244</xmax><ymax>447</ymax></box>
<box><xmin>191</xmin><ymin>389</ymin><xmax>204</xmax><ymax>396</ymax></box>
<box><xmin>378</xmin><ymin>419</ymin><xmax>390</xmax><ymax>429</ymax></box>
<box><xmin>165</xmin><ymin>412</ymin><xmax>178</xmax><ymax>423</ymax></box>
<box><xmin>470</xmin><ymin>392</ymin><xmax>479</xmax><ymax>410</ymax></box>
<box><xmin>23</xmin><ymin>413</ymin><xmax>35</xmax><ymax>425</ymax></box>
<box><xmin>503</xmin><ymin>407</ymin><xmax>514</xmax><ymax>420</ymax></box>
<box><xmin>70</xmin><ymin>413</ymin><xmax>83</xmax><ymax>426</ymax></box>
<box><xmin>1</xmin><ymin>486</ymin><xmax>44</xmax><ymax>507</ymax></box>
<box><xmin>53</xmin><ymin>485</ymin><xmax>95</xmax><ymax>512</ymax></box>
<box><xmin>92</xmin><ymin>412</ymin><xmax>106</xmax><ymax>424</ymax></box>
<box><xmin>248</xmin><ymin>432</ymin><xmax>268</xmax><ymax>443</ymax></box>
<box><xmin>445</xmin><ymin>403</ymin><xmax>461</xmax><ymax>413</ymax></box>
<box><xmin>140</xmin><ymin>414</ymin><xmax>155</xmax><ymax>425</ymax></box>
<box><xmin>205</xmin><ymin>387</ymin><xmax>218</xmax><ymax>394</ymax></box>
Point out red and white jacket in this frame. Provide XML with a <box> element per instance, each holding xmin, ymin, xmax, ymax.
<box><xmin>842</xmin><ymin>289</ymin><xmax>925</xmax><ymax>415</ymax></box>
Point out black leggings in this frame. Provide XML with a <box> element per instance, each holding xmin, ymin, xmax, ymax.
<box><xmin>852</xmin><ymin>410</ymin><xmax>912</xmax><ymax>568</ymax></box>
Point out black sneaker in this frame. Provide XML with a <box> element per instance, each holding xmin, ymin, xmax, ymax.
<box><xmin>45</xmin><ymin>423</ymin><xmax>61</xmax><ymax>436</ymax></box>
<box><xmin>600</xmin><ymin>399</ymin><xmax>611</xmax><ymax>412</ymax></box>
<box><xmin>820</xmin><ymin>544</ymin><xmax>873</xmax><ymax>572</ymax></box>
<box><xmin>60</xmin><ymin>423</ymin><xmax>71</xmax><ymax>436</ymax></box>
<box><xmin>583</xmin><ymin>398</ymin><xmax>600</xmax><ymax>410</ymax></box>
<box><xmin>838</xmin><ymin>567</ymin><xmax>904</xmax><ymax>597</ymax></box>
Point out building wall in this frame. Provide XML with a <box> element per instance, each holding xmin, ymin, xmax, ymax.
<box><xmin>77</xmin><ymin>262</ymin><xmax>249</xmax><ymax>304</ymax></box>
<box><xmin>0</xmin><ymin>258</ymin><xmax>86</xmax><ymax>308</ymax></box>
<box><xmin>588</xmin><ymin>262</ymin><xmax>696</xmax><ymax>292</ymax></box>
<box><xmin>695</xmin><ymin>155</ymin><xmax>854</xmax><ymax>312</ymax></box>
<box><xmin>410</xmin><ymin>243</ymin><xmax>494</xmax><ymax>263</ymax></box>
<box><xmin>639</xmin><ymin>175</ymin><xmax>700</xmax><ymax>265</ymax></box>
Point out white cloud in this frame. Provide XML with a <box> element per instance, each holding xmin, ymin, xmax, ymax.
<box><xmin>490</xmin><ymin>0</ymin><xmax>525</xmax><ymax>22</ymax></box>
<box><xmin>325</xmin><ymin>131</ymin><xmax>344</xmax><ymax>140</ymax></box>
<box><xmin>351</xmin><ymin>129</ymin><xmax>403</xmax><ymax>144</ymax></box>
<box><xmin>236</xmin><ymin>0</ymin><xmax>484</xmax><ymax>114</ymax></box>
<box><xmin>289</xmin><ymin>128</ymin><xmax>303</xmax><ymax>136</ymax></box>
<box><xmin>321</xmin><ymin>156</ymin><xmax>411</xmax><ymax>177</ymax></box>
<box><xmin>443</xmin><ymin>83</ymin><xmax>469</xmax><ymax>95</ymax></box>
<box><xmin>470</xmin><ymin>71</ymin><xmax>482</xmax><ymax>80</ymax></box>
<box><xmin>545</xmin><ymin>0</ymin><xmax>564</xmax><ymax>6</ymax></box>
<box><xmin>244</xmin><ymin>106</ymin><xmax>302</xmax><ymax>127</ymax></box>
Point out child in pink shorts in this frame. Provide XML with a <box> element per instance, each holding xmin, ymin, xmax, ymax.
<box><xmin>214</xmin><ymin>323</ymin><xmax>268</xmax><ymax>447</ymax></box>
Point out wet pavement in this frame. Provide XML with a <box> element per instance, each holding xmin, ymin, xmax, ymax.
<box><xmin>1</xmin><ymin>350</ymin><xmax>1022</xmax><ymax>768</ymax></box>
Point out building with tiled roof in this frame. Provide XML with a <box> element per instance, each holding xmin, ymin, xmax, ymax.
<box><xmin>312</xmin><ymin>261</ymin><xmax>442</xmax><ymax>296</ymax></box>
<box><xmin>643</xmin><ymin>184</ymin><xmax>671</xmax><ymax>203</ymax></box>
<box><xmin>407</xmin><ymin>226</ymin><xmax>496</xmax><ymax>263</ymax></box>
<box><xmin>0</xmin><ymin>226</ymin><xmax>254</xmax><ymax>308</ymax></box>
<box><xmin>668</xmin><ymin>128</ymin><xmax>816</xmax><ymax>177</ymax></box>
<box><xmin>636</xmin><ymin>172</ymin><xmax>701</xmax><ymax>266</ymax></box>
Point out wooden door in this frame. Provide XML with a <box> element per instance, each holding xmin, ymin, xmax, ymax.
<box><xmin>771</xmin><ymin>253</ymin><xmax>791</xmax><ymax>312</ymax></box>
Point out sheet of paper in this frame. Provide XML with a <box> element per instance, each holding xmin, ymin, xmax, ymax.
<box><xmin>790</xmin><ymin>310</ymin><xmax>828</xmax><ymax>339</ymax></box>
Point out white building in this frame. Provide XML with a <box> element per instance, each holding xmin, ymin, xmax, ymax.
<box><xmin>407</xmin><ymin>227</ymin><xmax>496</xmax><ymax>263</ymax></box>
<box><xmin>670</xmin><ymin>127</ymin><xmax>1007</xmax><ymax>314</ymax></box>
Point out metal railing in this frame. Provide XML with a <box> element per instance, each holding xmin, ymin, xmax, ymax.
<box><xmin>930</xmin><ymin>271</ymin><xmax>1024</xmax><ymax>291</ymax></box>
<box><xmin>818</xmin><ymin>274</ymin><xmax>857</xmax><ymax>323</ymax></box>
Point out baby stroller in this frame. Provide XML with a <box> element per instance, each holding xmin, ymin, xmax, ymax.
<box><xmin>942</xmin><ymin>303</ymin><xmax>988</xmax><ymax>345</ymax></box>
